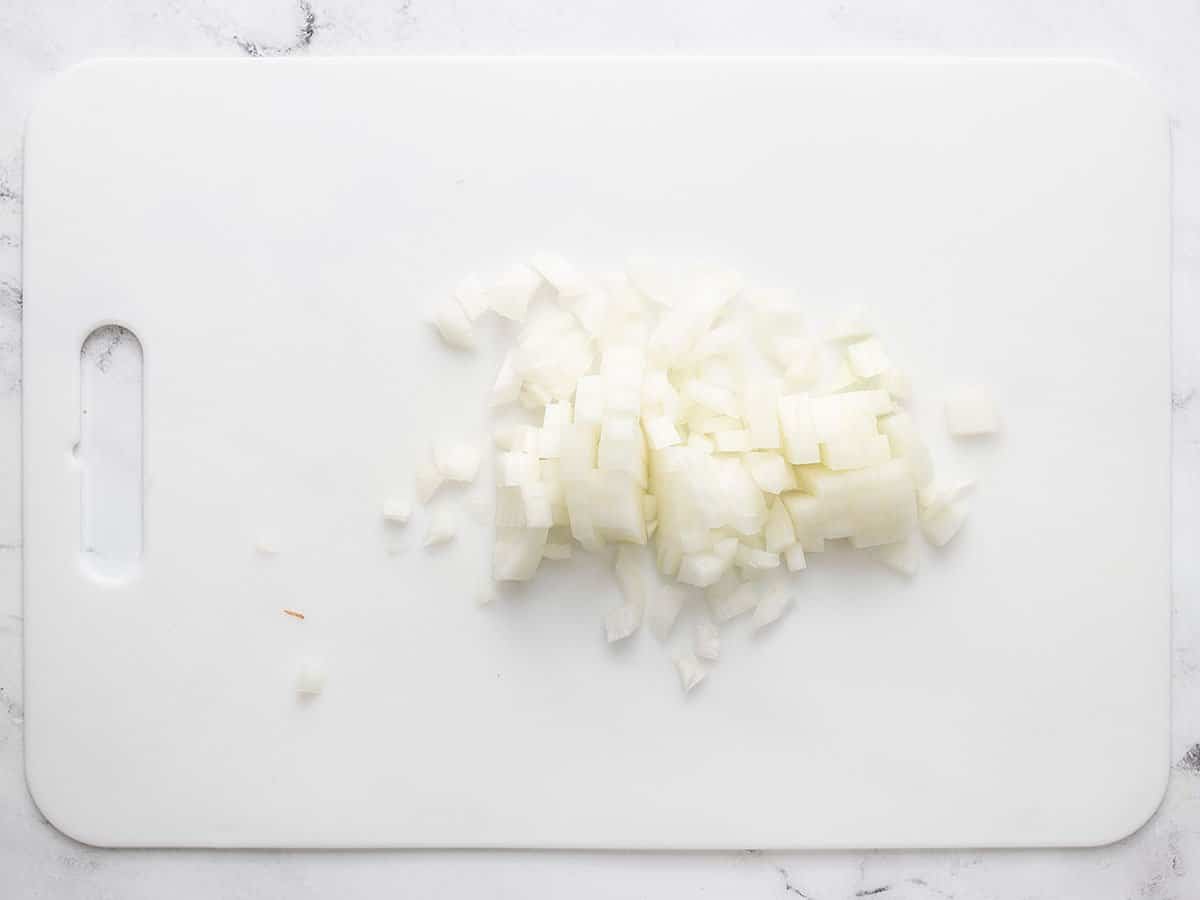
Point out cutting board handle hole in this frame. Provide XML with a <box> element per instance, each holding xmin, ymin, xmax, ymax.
<box><xmin>80</xmin><ymin>325</ymin><xmax>144</xmax><ymax>581</ymax></box>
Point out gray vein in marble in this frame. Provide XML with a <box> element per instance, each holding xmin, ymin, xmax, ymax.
<box><xmin>0</xmin><ymin>686</ymin><xmax>22</xmax><ymax>726</ymax></box>
<box><xmin>1174</xmin><ymin>389</ymin><xmax>1195</xmax><ymax>409</ymax></box>
<box><xmin>233</xmin><ymin>0</ymin><xmax>320</xmax><ymax>57</ymax></box>
<box><xmin>1179</xmin><ymin>744</ymin><xmax>1200</xmax><ymax>772</ymax></box>
<box><xmin>773</xmin><ymin>863</ymin><xmax>814</xmax><ymax>898</ymax></box>
<box><xmin>0</xmin><ymin>279</ymin><xmax>20</xmax><ymax>309</ymax></box>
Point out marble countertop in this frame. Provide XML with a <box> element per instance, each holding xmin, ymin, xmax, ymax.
<box><xmin>1</xmin><ymin>1</ymin><xmax>1198</xmax><ymax>897</ymax></box>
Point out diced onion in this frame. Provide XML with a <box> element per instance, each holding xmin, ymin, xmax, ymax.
<box><xmin>673</xmin><ymin>650</ymin><xmax>707</xmax><ymax>692</ymax></box>
<box><xmin>694</xmin><ymin>618</ymin><xmax>721</xmax><ymax>660</ymax></box>
<box><xmin>432</xmin><ymin>300</ymin><xmax>475</xmax><ymax>350</ymax></box>
<box><xmin>295</xmin><ymin>657</ymin><xmax>327</xmax><ymax>695</ymax></box>
<box><xmin>424</xmin><ymin>508</ymin><xmax>457</xmax><ymax>546</ymax></box>
<box><xmin>434</xmin><ymin>441</ymin><xmax>482</xmax><ymax>483</ymax></box>
<box><xmin>414</xmin><ymin>255</ymin><xmax>996</xmax><ymax>693</ymax></box>
<box><xmin>382</xmin><ymin>498</ymin><xmax>412</xmax><ymax>524</ymax></box>
<box><xmin>945</xmin><ymin>385</ymin><xmax>1000</xmax><ymax>436</ymax></box>
<box><xmin>751</xmin><ymin>581</ymin><xmax>791</xmax><ymax>631</ymax></box>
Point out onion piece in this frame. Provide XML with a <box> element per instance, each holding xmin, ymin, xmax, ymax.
<box><xmin>491</xmin><ymin>352</ymin><xmax>521</xmax><ymax>407</ymax></box>
<box><xmin>878</xmin><ymin>411</ymin><xmax>935</xmax><ymax>488</ymax></box>
<box><xmin>382</xmin><ymin>498</ymin><xmax>412</xmax><ymax>524</ymax></box>
<box><xmin>647</xmin><ymin>584</ymin><xmax>686</xmax><ymax>640</ymax></box>
<box><xmin>488</xmin><ymin>264</ymin><xmax>542</xmax><ymax>321</ymax></box>
<box><xmin>780</xmin><ymin>492</ymin><xmax>826</xmax><ymax>552</ymax></box>
<box><xmin>745</xmin><ymin>451</ymin><xmax>798</xmax><ymax>494</ymax></box>
<box><xmin>530</xmin><ymin>251</ymin><xmax>587</xmax><ymax>297</ymax></box>
<box><xmin>614</xmin><ymin>545</ymin><xmax>648</xmax><ymax>609</ymax></box>
<box><xmin>694</xmin><ymin>618</ymin><xmax>721</xmax><ymax>661</ymax></box>
<box><xmin>434</xmin><ymin>441</ymin><xmax>482</xmax><ymax>483</ymax></box>
<box><xmin>415</xmin><ymin>462</ymin><xmax>444</xmax><ymax>504</ymax></box>
<box><xmin>673</xmin><ymin>649</ymin><xmax>707</xmax><ymax>693</ymax></box>
<box><xmin>605</xmin><ymin>602</ymin><xmax>642</xmax><ymax>642</ymax></box>
<box><xmin>945</xmin><ymin>385</ymin><xmax>1000</xmax><ymax>436</ymax></box>
<box><xmin>919</xmin><ymin>477</ymin><xmax>976</xmax><ymax>517</ymax></box>
<box><xmin>714</xmin><ymin>430</ymin><xmax>752</xmax><ymax>453</ymax></box>
<box><xmin>764</xmin><ymin>498</ymin><xmax>796</xmax><ymax>553</ymax></box>
<box><xmin>709</xmin><ymin>580</ymin><xmax>757</xmax><ymax>623</ymax></box>
<box><xmin>751</xmin><ymin>582</ymin><xmax>791</xmax><ymax>631</ymax></box>
<box><xmin>921</xmin><ymin>500</ymin><xmax>969</xmax><ymax>547</ymax></box>
<box><xmin>455</xmin><ymin>274</ymin><xmax>490</xmax><ymax>321</ymax></box>
<box><xmin>295</xmin><ymin>657</ymin><xmax>327</xmax><ymax>695</ymax></box>
<box><xmin>643</xmin><ymin>415</ymin><xmax>682</xmax><ymax>450</ymax></box>
<box><xmin>744</xmin><ymin>378</ymin><xmax>782</xmax><ymax>450</ymax></box>
<box><xmin>735</xmin><ymin>544</ymin><xmax>780</xmax><ymax>571</ymax></box>
<box><xmin>678</xmin><ymin>550</ymin><xmax>732</xmax><ymax>588</ymax></box>
<box><xmin>875</xmin><ymin>368</ymin><xmax>912</xmax><ymax>402</ymax></box>
<box><xmin>778</xmin><ymin>394</ymin><xmax>821</xmax><ymax>465</ymax></box>
<box><xmin>423</xmin><ymin>508</ymin><xmax>457</xmax><ymax>546</ymax></box>
<box><xmin>493</xmin><ymin>526</ymin><xmax>549</xmax><ymax>581</ymax></box>
<box><xmin>431</xmin><ymin>301</ymin><xmax>475</xmax><ymax>350</ymax></box>
<box><xmin>845</xmin><ymin>337</ymin><xmax>891</xmax><ymax>378</ymax></box>
<box><xmin>826</xmin><ymin>305</ymin><xmax>872</xmax><ymax>342</ymax></box>
<box><xmin>543</xmin><ymin>540</ymin><xmax>572</xmax><ymax>560</ymax></box>
<box><xmin>870</xmin><ymin>536</ymin><xmax>920</xmax><ymax>575</ymax></box>
<box><xmin>573</xmin><ymin>375</ymin><xmax>607</xmax><ymax>424</ymax></box>
<box><xmin>784</xmin><ymin>543</ymin><xmax>808</xmax><ymax>572</ymax></box>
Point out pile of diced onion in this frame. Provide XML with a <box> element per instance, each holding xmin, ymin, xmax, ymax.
<box><xmin>417</xmin><ymin>254</ymin><xmax>998</xmax><ymax>692</ymax></box>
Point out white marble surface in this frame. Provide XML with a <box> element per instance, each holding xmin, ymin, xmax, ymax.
<box><xmin>1</xmin><ymin>1</ymin><xmax>1198</xmax><ymax>897</ymax></box>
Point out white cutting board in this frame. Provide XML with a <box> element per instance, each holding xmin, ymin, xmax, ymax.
<box><xmin>22</xmin><ymin>58</ymin><xmax>1170</xmax><ymax>848</ymax></box>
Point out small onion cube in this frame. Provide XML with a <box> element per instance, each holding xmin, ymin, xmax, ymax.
<box><xmin>820</xmin><ymin>434</ymin><xmax>892</xmax><ymax>471</ymax></box>
<box><xmin>945</xmin><ymin>385</ymin><xmax>1000</xmax><ymax>436</ymax></box>
<box><xmin>295</xmin><ymin>657</ymin><xmax>327</xmax><ymax>695</ymax></box>
<box><xmin>783</xmin><ymin>543</ymin><xmax>807</xmax><ymax>572</ymax></box>
<box><xmin>764</xmin><ymin>498</ymin><xmax>796</xmax><ymax>553</ymax></box>
<box><xmin>574</xmin><ymin>375</ymin><xmax>607</xmax><ymax>424</ymax></box>
<box><xmin>673</xmin><ymin>650</ymin><xmax>707</xmax><ymax>693</ymax></box>
<box><xmin>643</xmin><ymin>415</ymin><xmax>682</xmax><ymax>450</ymax></box>
<box><xmin>415</xmin><ymin>462</ymin><xmax>444</xmax><ymax>504</ymax></box>
<box><xmin>870</xmin><ymin>536</ymin><xmax>920</xmax><ymax>575</ymax></box>
<box><xmin>493</xmin><ymin>526</ymin><xmax>549</xmax><ymax>581</ymax></box>
<box><xmin>604</xmin><ymin>603</ymin><xmax>641</xmax><ymax>642</ymax></box>
<box><xmin>709</xmin><ymin>580</ymin><xmax>758</xmax><ymax>623</ymax></box>
<box><xmin>714</xmin><ymin>430</ymin><xmax>752</xmax><ymax>453</ymax></box>
<box><xmin>734</xmin><ymin>544</ymin><xmax>780</xmax><ymax>570</ymax></box>
<box><xmin>431</xmin><ymin>300</ymin><xmax>475</xmax><ymax>350</ymax></box>
<box><xmin>677</xmin><ymin>551</ymin><xmax>731</xmax><ymax>588</ymax></box>
<box><xmin>751</xmin><ymin>582</ymin><xmax>791</xmax><ymax>631</ymax></box>
<box><xmin>778</xmin><ymin>394</ymin><xmax>821</xmax><ymax>465</ymax></box>
<box><xmin>921</xmin><ymin>500</ymin><xmax>969</xmax><ymax>547</ymax></box>
<box><xmin>744</xmin><ymin>378</ymin><xmax>782</xmax><ymax>450</ymax></box>
<box><xmin>745</xmin><ymin>451</ymin><xmax>798</xmax><ymax>494</ymax></box>
<box><xmin>382</xmin><ymin>498</ymin><xmax>412</xmax><ymax>524</ymax></box>
<box><xmin>694</xmin><ymin>618</ymin><xmax>721</xmax><ymax>661</ymax></box>
<box><xmin>845</xmin><ymin>337</ymin><xmax>891</xmax><ymax>378</ymax></box>
<box><xmin>647</xmin><ymin>584</ymin><xmax>686</xmax><ymax>639</ymax></box>
<box><xmin>519</xmin><ymin>482</ymin><xmax>554</xmax><ymax>528</ymax></box>
<box><xmin>423</xmin><ymin>508</ymin><xmax>457</xmax><ymax>546</ymax></box>
<box><xmin>488</xmin><ymin>264</ymin><xmax>542</xmax><ymax>321</ymax></box>
<box><xmin>454</xmin><ymin>273</ymin><xmax>490</xmax><ymax>321</ymax></box>
<box><xmin>434</xmin><ymin>441</ymin><xmax>481</xmax><ymax>482</ymax></box>
<box><xmin>491</xmin><ymin>353</ymin><xmax>521</xmax><ymax>407</ymax></box>
<box><xmin>826</xmin><ymin>305</ymin><xmax>873</xmax><ymax>341</ymax></box>
<box><xmin>530</xmin><ymin>251</ymin><xmax>587</xmax><ymax>297</ymax></box>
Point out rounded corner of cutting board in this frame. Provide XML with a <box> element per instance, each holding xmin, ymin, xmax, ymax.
<box><xmin>1073</xmin><ymin>757</ymin><xmax>1172</xmax><ymax>849</ymax></box>
<box><xmin>25</xmin><ymin>753</ymin><xmax>117</xmax><ymax>849</ymax></box>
